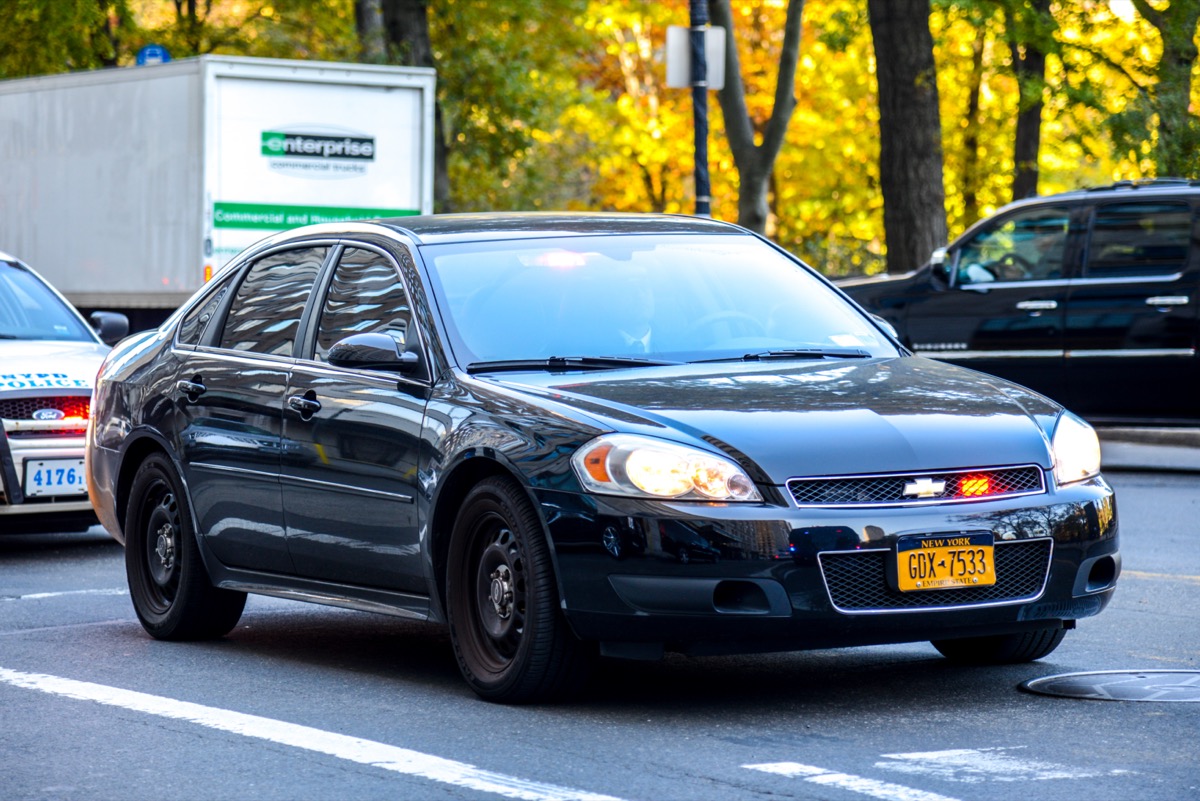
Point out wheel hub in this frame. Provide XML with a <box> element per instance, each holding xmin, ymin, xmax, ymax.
<box><xmin>489</xmin><ymin>564</ymin><xmax>514</xmax><ymax>619</ymax></box>
<box><xmin>155</xmin><ymin>523</ymin><xmax>176</xmax><ymax>570</ymax></box>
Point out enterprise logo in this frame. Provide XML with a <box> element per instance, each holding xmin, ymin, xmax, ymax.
<box><xmin>261</xmin><ymin>131</ymin><xmax>376</xmax><ymax>161</ymax></box>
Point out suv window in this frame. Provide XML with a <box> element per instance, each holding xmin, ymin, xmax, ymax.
<box><xmin>314</xmin><ymin>247</ymin><xmax>413</xmax><ymax>362</ymax></box>
<box><xmin>956</xmin><ymin>206</ymin><xmax>1071</xmax><ymax>284</ymax></box>
<box><xmin>1084</xmin><ymin>202</ymin><xmax>1193</xmax><ymax>277</ymax></box>
<box><xmin>218</xmin><ymin>247</ymin><xmax>327</xmax><ymax>355</ymax></box>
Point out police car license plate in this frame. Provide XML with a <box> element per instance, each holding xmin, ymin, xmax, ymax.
<box><xmin>896</xmin><ymin>533</ymin><xmax>996</xmax><ymax>592</ymax></box>
<box><xmin>23</xmin><ymin>458</ymin><xmax>88</xmax><ymax>498</ymax></box>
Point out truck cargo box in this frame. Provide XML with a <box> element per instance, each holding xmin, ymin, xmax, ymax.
<box><xmin>0</xmin><ymin>56</ymin><xmax>435</xmax><ymax>327</ymax></box>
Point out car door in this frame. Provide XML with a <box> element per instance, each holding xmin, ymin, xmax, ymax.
<box><xmin>905</xmin><ymin>204</ymin><xmax>1076</xmax><ymax>402</ymax></box>
<box><xmin>1063</xmin><ymin>199</ymin><xmax>1200</xmax><ymax>420</ymax></box>
<box><xmin>280</xmin><ymin>244</ymin><xmax>429</xmax><ymax>592</ymax></box>
<box><xmin>174</xmin><ymin>245</ymin><xmax>327</xmax><ymax>573</ymax></box>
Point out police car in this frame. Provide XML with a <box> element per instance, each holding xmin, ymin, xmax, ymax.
<box><xmin>0</xmin><ymin>251</ymin><xmax>127</xmax><ymax>533</ymax></box>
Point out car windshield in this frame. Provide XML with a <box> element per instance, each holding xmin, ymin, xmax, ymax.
<box><xmin>424</xmin><ymin>234</ymin><xmax>896</xmax><ymax>368</ymax></box>
<box><xmin>0</xmin><ymin>260</ymin><xmax>94</xmax><ymax>341</ymax></box>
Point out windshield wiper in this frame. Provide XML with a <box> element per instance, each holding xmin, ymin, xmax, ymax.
<box><xmin>0</xmin><ymin>333</ymin><xmax>19</xmax><ymax>339</ymax></box>
<box><xmin>692</xmin><ymin>347</ymin><xmax>873</xmax><ymax>364</ymax></box>
<box><xmin>465</xmin><ymin>355</ymin><xmax>683</xmax><ymax>374</ymax></box>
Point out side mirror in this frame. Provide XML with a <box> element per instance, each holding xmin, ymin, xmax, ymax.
<box><xmin>89</xmin><ymin>311</ymin><xmax>130</xmax><ymax>345</ymax></box>
<box><xmin>327</xmin><ymin>332</ymin><xmax>420</xmax><ymax>372</ymax></box>
<box><xmin>870</xmin><ymin>314</ymin><xmax>899</xmax><ymax>341</ymax></box>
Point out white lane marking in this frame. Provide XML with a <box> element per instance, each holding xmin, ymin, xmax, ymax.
<box><xmin>875</xmin><ymin>747</ymin><xmax>1128</xmax><ymax>783</ymax></box>
<box><xmin>2</xmin><ymin>588</ymin><xmax>128</xmax><ymax>601</ymax></box>
<box><xmin>745</xmin><ymin>762</ymin><xmax>961</xmax><ymax>801</ymax></box>
<box><xmin>0</xmin><ymin>667</ymin><xmax>622</xmax><ymax>801</ymax></box>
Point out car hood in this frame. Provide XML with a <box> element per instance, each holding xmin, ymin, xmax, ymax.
<box><xmin>0</xmin><ymin>340</ymin><xmax>108</xmax><ymax>392</ymax></box>
<box><xmin>488</xmin><ymin>357</ymin><xmax>1061</xmax><ymax>481</ymax></box>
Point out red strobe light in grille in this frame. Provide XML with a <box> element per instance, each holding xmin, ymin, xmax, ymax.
<box><xmin>958</xmin><ymin>474</ymin><xmax>991</xmax><ymax>497</ymax></box>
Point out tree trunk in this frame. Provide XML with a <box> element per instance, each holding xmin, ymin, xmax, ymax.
<box><xmin>355</xmin><ymin>0</ymin><xmax>386</xmax><ymax>63</ymax></box>
<box><xmin>1007</xmin><ymin>0</ymin><xmax>1049</xmax><ymax>201</ymax></box>
<box><xmin>708</xmin><ymin>0</ymin><xmax>804</xmax><ymax>234</ymax></box>
<box><xmin>380</xmin><ymin>0</ymin><xmax>451</xmax><ymax>212</ymax></box>
<box><xmin>866</xmin><ymin>0</ymin><xmax>947</xmax><ymax>274</ymax></box>
<box><xmin>961</xmin><ymin>27</ymin><xmax>986</xmax><ymax>226</ymax></box>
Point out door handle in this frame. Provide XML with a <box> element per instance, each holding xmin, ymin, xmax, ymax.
<box><xmin>1015</xmin><ymin>300</ymin><xmax>1058</xmax><ymax>311</ymax></box>
<box><xmin>287</xmin><ymin>394</ymin><xmax>322</xmax><ymax>418</ymax></box>
<box><xmin>1145</xmin><ymin>296</ymin><xmax>1189</xmax><ymax>307</ymax></box>
<box><xmin>176</xmin><ymin>378</ymin><xmax>206</xmax><ymax>401</ymax></box>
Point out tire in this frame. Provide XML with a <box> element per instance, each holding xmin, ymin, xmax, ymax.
<box><xmin>446</xmin><ymin>477</ymin><xmax>593</xmax><ymax>703</ymax></box>
<box><xmin>124</xmin><ymin>453</ymin><xmax>246</xmax><ymax>640</ymax></box>
<box><xmin>931</xmin><ymin>628</ymin><xmax>1067</xmax><ymax>665</ymax></box>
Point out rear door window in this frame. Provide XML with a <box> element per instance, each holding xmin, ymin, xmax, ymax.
<box><xmin>1083</xmin><ymin>202</ymin><xmax>1193</xmax><ymax>278</ymax></box>
<box><xmin>217</xmin><ymin>247</ymin><xmax>327</xmax><ymax>356</ymax></box>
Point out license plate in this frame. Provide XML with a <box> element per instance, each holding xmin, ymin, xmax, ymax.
<box><xmin>23</xmin><ymin>458</ymin><xmax>88</xmax><ymax>498</ymax></box>
<box><xmin>896</xmin><ymin>533</ymin><xmax>995</xmax><ymax>592</ymax></box>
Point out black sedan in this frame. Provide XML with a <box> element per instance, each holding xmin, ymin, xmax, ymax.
<box><xmin>86</xmin><ymin>213</ymin><xmax>1120</xmax><ymax>703</ymax></box>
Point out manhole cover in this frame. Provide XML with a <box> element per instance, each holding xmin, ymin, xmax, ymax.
<box><xmin>1021</xmin><ymin>670</ymin><xmax>1200</xmax><ymax>702</ymax></box>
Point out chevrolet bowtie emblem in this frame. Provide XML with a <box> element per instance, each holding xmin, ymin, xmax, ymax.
<box><xmin>903</xmin><ymin>477</ymin><xmax>946</xmax><ymax>498</ymax></box>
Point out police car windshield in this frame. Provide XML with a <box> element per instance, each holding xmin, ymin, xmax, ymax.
<box><xmin>0</xmin><ymin>260</ymin><xmax>94</xmax><ymax>341</ymax></box>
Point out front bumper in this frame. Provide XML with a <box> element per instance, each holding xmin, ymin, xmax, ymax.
<box><xmin>539</xmin><ymin>475</ymin><xmax>1118</xmax><ymax>655</ymax></box>
<box><xmin>1</xmin><ymin>422</ymin><xmax>96</xmax><ymax>531</ymax></box>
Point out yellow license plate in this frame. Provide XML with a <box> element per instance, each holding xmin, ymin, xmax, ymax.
<box><xmin>897</xmin><ymin>533</ymin><xmax>995</xmax><ymax>592</ymax></box>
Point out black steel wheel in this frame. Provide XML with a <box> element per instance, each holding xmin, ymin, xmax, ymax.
<box><xmin>125</xmin><ymin>453</ymin><xmax>245</xmax><ymax>640</ymax></box>
<box><xmin>446</xmin><ymin>477</ymin><xmax>593</xmax><ymax>703</ymax></box>
<box><xmin>931</xmin><ymin>627</ymin><xmax>1067</xmax><ymax>665</ymax></box>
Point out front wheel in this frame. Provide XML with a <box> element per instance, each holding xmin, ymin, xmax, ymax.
<box><xmin>125</xmin><ymin>453</ymin><xmax>246</xmax><ymax>640</ymax></box>
<box><xmin>931</xmin><ymin>628</ymin><xmax>1067</xmax><ymax>665</ymax></box>
<box><xmin>446</xmin><ymin>477</ymin><xmax>593</xmax><ymax>703</ymax></box>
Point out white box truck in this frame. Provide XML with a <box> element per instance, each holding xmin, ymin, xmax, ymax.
<box><xmin>0</xmin><ymin>55</ymin><xmax>436</xmax><ymax>330</ymax></box>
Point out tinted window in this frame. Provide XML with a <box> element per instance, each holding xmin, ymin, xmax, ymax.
<box><xmin>218</xmin><ymin>247</ymin><xmax>326</xmax><ymax>355</ymax></box>
<box><xmin>0</xmin><ymin>260</ymin><xmax>94</xmax><ymax>342</ymax></box>
<box><xmin>314</xmin><ymin>248</ymin><xmax>413</xmax><ymax>361</ymax></box>
<box><xmin>956</xmin><ymin>206</ymin><xmax>1071</xmax><ymax>284</ymax></box>
<box><xmin>1085</xmin><ymin>202</ymin><xmax>1193</xmax><ymax>277</ymax></box>
<box><xmin>177</xmin><ymin>283</ymin><xmax>230</xmax><ymax>347</ymax></box>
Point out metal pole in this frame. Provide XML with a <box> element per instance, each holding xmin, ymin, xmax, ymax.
<box><xmin>689</xmin><ymin>0</ymin><xmax>711</xmax><ymax>217</ymax></box>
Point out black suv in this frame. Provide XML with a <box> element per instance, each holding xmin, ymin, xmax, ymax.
<box><xmin>841</xmin><ymin>181</ymin><xmax>1199</xmax><ymax>424</ymax></box>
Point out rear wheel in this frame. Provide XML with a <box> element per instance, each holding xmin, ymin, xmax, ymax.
<box><xmin>932</xmin><ymin>628</ymin><xmax>1067</xmax><ymax>665</ymax></box>
<box><xmin>446</xmin><ymin>477</ymin><xmax>593</xmax><ymax>703</ymax></box>
<box><xmin>125</xmin><ymin>453</ymin><xmax>245</xmax><ymax>640</ymax></box>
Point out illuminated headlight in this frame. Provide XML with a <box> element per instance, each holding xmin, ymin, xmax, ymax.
<box><xmin>1051</xmin><ymin>412</ymin><xmax>1101</xmax><ymax>486</ymax></box>
<box><xmin>571</xmin><ymin>434</ymin><xmax>762</xmax><ymax>502</ymax></box>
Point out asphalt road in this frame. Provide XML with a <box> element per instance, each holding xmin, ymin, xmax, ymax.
<box><xmin>2</xmin><ymin>469</ymin><xmax>1197</xmax><ymax>801</ymax></box>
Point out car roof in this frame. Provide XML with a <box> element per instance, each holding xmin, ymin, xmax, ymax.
<box><xmin>1004</xmin><ymin>179</ymin><xmax>1200</xmax><ymax>213</ymax></box>
<box><xmin>374</xmin><ymin>212</ymin><xmax>747</xmax><ymax>245</ymax></box>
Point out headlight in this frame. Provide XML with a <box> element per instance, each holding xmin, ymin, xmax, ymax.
<box><xmin>1051</xmin><ymin>412</ymin><xmax>1101</xmax><ymax>486</ymax></box>
<box><xmin>571</xmin><ymin>433</ymin><xmax>762</xmax><ymax>502</ymax></box>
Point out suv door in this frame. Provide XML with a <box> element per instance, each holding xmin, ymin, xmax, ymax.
<box><xmin>174</xmin><ymin>246</ymin><xmax>327</xmax><ymax>573</ymax></box>
<box><xmin>280</xmin><ymin>245</ymin><xmax>429</xmax><ymax>593</ymax></box>
<box><xmin>906</xmin><ymin>204</ymin><xmax>1076</xmax><ymax>401</ymax></box>
<box><xmin>1063</xmin><ymin>199</ymin><xmax>1199</xmax><ymax>421</ymax></box>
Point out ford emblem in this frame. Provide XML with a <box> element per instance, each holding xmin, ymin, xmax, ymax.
<box><xmin>32</xmin><ymin>408</ymin><xmax>66</xmax><ymax>421</ymax></box>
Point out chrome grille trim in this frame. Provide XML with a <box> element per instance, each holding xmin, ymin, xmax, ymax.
<box><xmin>818</xmin><ymin>539</ymin><xmax>1053</xmax><ymax>615</ymax></box>
<box><xmin>787</xmin><ymin>464</ymin><xmax>1046</xmax><ymax>508</ymax></box>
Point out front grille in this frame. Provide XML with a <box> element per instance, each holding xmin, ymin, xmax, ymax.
<box><xmin>819</xmin><ymin>539</ymin><xmax>1052</xmax><ymax>613</ymax></box>
<box><xmin>0</xmin><ymin>396</ymin><xmax>90</xmax><ymax>421</ymax></box>
<box><xmin>788</xmin><ymin>465</ymin><xmax>1045</xmax><ymax>507</ymax></box>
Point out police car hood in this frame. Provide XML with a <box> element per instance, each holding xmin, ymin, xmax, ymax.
<box><xmin>0</xmin><ymin>340</ymin><xmax>108</xmax><ymax>393</ymax></box>
<box><xmin>498</xmin><ymin>357</ymin><xmax>1063</xmax><ymax>481</ymax></box>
